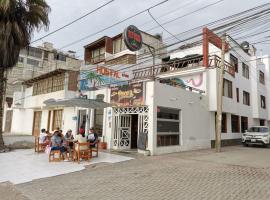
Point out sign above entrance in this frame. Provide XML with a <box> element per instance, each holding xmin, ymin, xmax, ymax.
<box><xmin>123</xmin><ymin>25</ymin><xmax>143</xmax><ymax>52</ymax></box>
<box><xmin>111</xmin><ymin>82</ymin><xmax>144</xmax><ymax>107</ymax></box>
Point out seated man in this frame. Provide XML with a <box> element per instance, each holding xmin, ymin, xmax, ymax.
<box><xmin>87</xmin><ymin>127</ymin><xmax>98</xmax><ymax>147</ymax></box>
<box><xmin>51</xmin><ymin>131</ymin><xmax>68</xmax><ymax>161</ymax></box>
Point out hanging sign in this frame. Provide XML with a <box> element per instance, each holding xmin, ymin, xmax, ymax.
<box><xmin>111</xmin><ymin>82</ymin><xmax>144</xmax><ymax>107</ymax></box>
<box><xmin>123</xmin><ymin>25</ymin><xmax>143</xmax><ymax>51</ymax></box>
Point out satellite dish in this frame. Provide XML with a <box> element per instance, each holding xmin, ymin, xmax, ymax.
<box><xmin>241</xmin><ymin>41</ymin><xmax>250</xmax><ymax>52</ymax></box>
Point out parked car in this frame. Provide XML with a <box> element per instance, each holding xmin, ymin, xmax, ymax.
<box><xmin>242</xmin><ymin>126</ymin><xmax>270</xmax><ymax>147</ymax></box>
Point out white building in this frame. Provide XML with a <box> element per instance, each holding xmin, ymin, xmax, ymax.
<box><xmin>3</xmin><ymin>42</ymin><xmax>82</xmax><ymax>133</ymax></box>
<box><xmin>10</xmin><ymin>28</ymin><xmax>270</xmax><ymax>155</ymax></box>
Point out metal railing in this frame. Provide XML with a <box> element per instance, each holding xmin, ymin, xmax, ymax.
<box><xmin>133</xmin><ymin>55</ymin><xmax>235</xmax><ymax>80</ymax></box>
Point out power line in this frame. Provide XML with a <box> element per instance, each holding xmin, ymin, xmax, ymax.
<box><xmin>146</xmin><ymin>0</ymin><xmax>227</xmax><ymax>32</ymax></box>
<box><xmin>59</xmin><ymin>0</ymin><xmax>169</xmax><ymax>50</ymax></box>
<box><xmin>31</xmin><ymin>0</ymin><xmax>115</xmax><ymax>44</ymax></box>
<box><xmin>147</xmin><ymin>9</ymin><xmax>181</xmax><ymax>42</ymax></box>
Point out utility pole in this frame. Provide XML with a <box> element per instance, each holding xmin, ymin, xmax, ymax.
<box><xmin>215</xmin><ymin>33</ymin><xmax>226</xmax><ymax>153</ymax></box>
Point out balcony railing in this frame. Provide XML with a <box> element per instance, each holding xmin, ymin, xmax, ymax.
<box><xmin>85</xmin><ymin>54</ymin><xmax>105</xmax><ymax>65</ymax></box>
<box><xmin>133</xmin><ymin>55</ymin><xmax>235</xmax><ymax>80</ymax></box>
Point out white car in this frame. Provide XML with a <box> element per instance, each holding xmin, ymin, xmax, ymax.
<box><xmin>242</xmin><ymin>126</ymin><xmax>270</xmax><ymax>147</ymax></box>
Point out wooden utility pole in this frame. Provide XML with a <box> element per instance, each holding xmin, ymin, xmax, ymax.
<box><xmin>215</xmin><ymin>34</ymin><xmax>226</xmax><ymax>153</ymax></box>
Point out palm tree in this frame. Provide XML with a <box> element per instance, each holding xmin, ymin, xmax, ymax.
<box><xmin>87</xmin><ymin>71</ymin><xmax>104</xmax><ymax>90</ymax></box>
<box><xmin>0</xmin><ymin>0</ymin><xmax>50</xmax><ymax>150</ymax></box>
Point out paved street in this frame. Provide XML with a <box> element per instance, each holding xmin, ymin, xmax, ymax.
<box><xmin>2</xmin><ymin>146</ymin><xmax>270</xmax><ymax>200</ymax></box>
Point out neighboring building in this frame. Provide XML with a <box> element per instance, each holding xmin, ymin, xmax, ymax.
<box><xmin>11</xmin><ymin>69</ymin><xmax>79</xmax><ymax>135</ymax></box>
<box><xmin>3</xmin><ymin>42</ymin><xmax>82</xmax><ymax>133</ymax></box>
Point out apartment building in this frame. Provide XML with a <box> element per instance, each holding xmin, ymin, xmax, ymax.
<box><xmin>134</xmin><ymin>27</ymin><xmax>270</xmax><ymax>148</ymax></box>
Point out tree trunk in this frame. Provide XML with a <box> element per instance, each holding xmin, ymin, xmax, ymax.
<box><xmin>0</xmin><ymin>68</ymin><xmax>6</xmax><ymax>149</ymax></box>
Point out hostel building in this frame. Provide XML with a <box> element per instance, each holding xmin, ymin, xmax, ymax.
<box><xmin>10</xmin><ymin>27</ymin><xmax>270</xmax><ymax>155</ymax></box>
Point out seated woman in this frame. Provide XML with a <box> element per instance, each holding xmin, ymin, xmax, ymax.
<box><xmin>51</xmin><ymin>131</ymin><xmax>68</xmax><ymax>161</ymax></box>
<box><xmin>73</xmin><ymin>132</ymin><xmax>88</xmax><ymax>151</ymax></box>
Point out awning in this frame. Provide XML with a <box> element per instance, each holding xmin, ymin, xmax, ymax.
<box><xmin>43</xmin><ymin>98</ymin><xmax>112</xmax><ymax>109</ymax></box>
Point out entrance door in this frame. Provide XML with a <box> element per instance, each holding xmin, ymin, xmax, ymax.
<box><xmin>119</xmin><ymin>115</ymin><xmax>132</xmax><ymax>149</ymax></box>
<box><xmin>78</xmin><ymin>110</ymin><xmax>87</xmax><ymax>133</ymax></box>
<box><xmin>32</xmin><ymin>111</ymin><xmax>42</xmax><ymax>136</ymax></box>
<box><xmin>131</xmin><ymin>115</ymin><xmax>138</xmax><ymax>149</ymax></box>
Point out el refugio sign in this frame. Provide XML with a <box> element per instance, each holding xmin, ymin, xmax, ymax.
<box><xmin>123</xmin><ymin>25</ymin><xmax>143</xmax><ymax>52</ymax></box>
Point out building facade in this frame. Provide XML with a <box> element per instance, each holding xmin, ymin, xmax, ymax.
<box><xmin>10</xmin><ymin>27</ymin><xmax>270</xmax><ymax>155</ymax></box>
<box><xmin>3</xmin><ymin>42</ymin><xmax>82</xmax><ymax>133</ymax></box>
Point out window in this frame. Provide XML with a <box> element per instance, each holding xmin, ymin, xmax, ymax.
<box><xmin>260</xmin><ymin>120</ymin><xmax>265</xmax><ymax>126</ymax></box>
<box><xmin>27</xmin><ymin>58</ymin><xmax>40</xmax><ymax>67</ymax></box>
<box><xmin>52</xmin><ymin>110</ymin><xmax>63</xmax><ymax>130</ymax></box>
<box><xmin>243</xmin><ymin>91</ymin><xmax>250</xmax><ymax>106</ymax></box>
<box><xmin>27</xmin><ymin>46</ymin><xmax>42</xmax><ymax>58</ymax></box>
<box><xmin>223</xmin><ymin>79</ymin><xmax>233</xmax><ymax>98</ymax></box>
<box><xmin>231</xmin><ymin>115</ymin><xmax>240</xmax><ymax>133</ymax></box>
<box><xmin>18</xmin><ymin>56</ymin><xmax>24</xmax><ymax>63</ymax></box>
<box><xmin>242</xmin><ymin>63</ymin><xmax>249</xmax><ymax>79</ymax></box>
<box><xmin>230</xmin><ymin>54</ymin><xmax>238</xmax><ymax>73</ymax></box>
<box><xmin>54</xmin><ymin>53</ymin><xmax>66</xmax><ymax>61</ymax></box>
<box><xmin>44</xmin><ymin>51</ymin><xmax>49</xmax><ymax>60</ymax></box>
<box><xmin>113</xmin><ymin>37</ymin><xmax>127</xmax><ymax>54</ymax></box>
<box><xmin>94</xmin><ymin>109</ymin><xmax>104</xmax><ymax>137</ymax></box>
<box><xmin>236</xmin><ymin>88</ymin><xmax>239</xmax><ymax>102</ymax></box>
<box><xmin>32</xmin><ymin>74</ymin><xmax>65</xmax><ymax>96</ymax></box>
<box><xmin>221</xmin><ymin>113</ymin><xmax>227</xmax><ymax>133</ymax></box>
<box><xmin>91</xmin><ymin>47</ymin><xmax>105</xmax><ymax>63</ymax></box>
<box><xmin>157</xmin><ymin>107</ymin><xmax>180</xmax><ymax>147</ymax></box>
<box><xmin>241</xmin><ymin>116</ymin><xmax>248</xmax><ymax>133</ymax></box>
<box><xmin>261</xmin><ymin>95</ymin><xmax>266</xmax><ymax>109</ymax></box>
<box><xmin>259</xmin><ymin>71</ymin><xmax>265</xmax><ymax>85</ymax></box>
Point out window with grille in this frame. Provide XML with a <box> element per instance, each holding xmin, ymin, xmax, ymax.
<box><xmin>28</xmin><ymin>46</ymin><xmax>43</xmax><ymax>58</ymax></box>
<box><xmin>242</xmin><ymin>63</ymin><xmax>249</xmax><ymax>79</ymax></box>
<box><xmin>157</xmin><ymin>107</ymin><xmax>180</xmax><ymax>147</ymax></box>
<box><xmin>52</xmin><ymin>110</ymin><xmax>63</xmax><ymax>130</ymax></box>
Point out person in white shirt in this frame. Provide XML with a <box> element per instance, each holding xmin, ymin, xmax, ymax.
<box><xmin>74</xmin><ymin>132</ymin><xmax>88</xmax><ymax>151</ymax></box>
<box><xmin>39</xmin><ymin>129</ymin><xmax>47</xmax><ymax>144</ymax></box>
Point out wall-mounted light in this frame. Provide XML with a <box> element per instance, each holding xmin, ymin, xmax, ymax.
<box><xmin>169</xmin><ymin>97</ymin><xmax>178</xmax><ymax>101</ymax></box>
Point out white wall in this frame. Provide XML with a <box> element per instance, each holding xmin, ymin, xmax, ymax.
<box><xmin>149</xmin><ymin>81</ymin><xmax>211</xmax><ymax>155</ymax></box>
<box><xmin>11</xmin><ymin>109</ymin><xmax>33</xmax><ymax>135</ymax></box>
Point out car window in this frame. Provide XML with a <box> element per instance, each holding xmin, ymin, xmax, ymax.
<box><xmin>248</xmin><ymin>127</ymin><xmax>268</xmax><ymax>132</ymax></box>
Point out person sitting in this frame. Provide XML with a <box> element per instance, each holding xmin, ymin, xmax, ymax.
<box><xmin>51</xmin><ymin>131</ymin><xmax>68</xmax><ymax>161</ymax></box>
<box><xmin>87</xmin><ymin>127</ymin><xmax>98</xmax><ymax>147</ymax></box>
<box><xmin>79</xmin><ymin>126</ymin><xmax>85</xmax><ymax>137</ymax></box>
<box><xmin>73</xmin><ymin>132</ymin><xmax>88</xmax><ymax>151</ymax></box>
<box><xmin>65</xmin><ymin>129</ymin><xmax>74</xmax><ymax>152</ymax></box>
<box><xmin>39</xmin><ymin>128</ymin><xmax>48</xmax><ymax>144</ymax></box>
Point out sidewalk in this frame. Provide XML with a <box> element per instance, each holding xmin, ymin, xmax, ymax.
<box><xmin>0</xmin><ymin>149</ymin><xmax>133</xmax><ymax>184</ymax></box>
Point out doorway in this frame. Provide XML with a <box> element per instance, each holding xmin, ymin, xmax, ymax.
<box><xmin>78</xmin><ymin>110</ymin><xmax>87</xmax><ymax>133</ymax></box>
<box><xmin>131</xmin><ymin>114</ymin><xmax>138</xmax><ymax>149</ymax></box>
<box><xmin>32</xmin><ymin>111</ymin><xmax>42</xmax><ymax>136</ymax></box>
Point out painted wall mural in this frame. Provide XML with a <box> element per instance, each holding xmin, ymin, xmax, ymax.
<box><xmin>80</xmin><ymin>66</ymin><xmax>132</xmax><ymax>91</ymax></box>
<box><xmin>167</xmin><ymin>73</ymin><xmax>206</xmax><ymax>92</ymax></box>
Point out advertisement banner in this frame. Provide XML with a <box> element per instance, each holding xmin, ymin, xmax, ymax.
<box><xmin>111</xmin><ymin>82</ymin><xmax>144</xmax><ymax>107</ymax></box>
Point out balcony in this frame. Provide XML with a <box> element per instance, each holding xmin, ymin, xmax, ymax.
<box><xmin>85</xmin><ymin>54</ymin><xmax>105</xmax><ymax>65</ymax></box>
<box><xmin>133</xmin><ymin>55</ymin><xmax>235</xmax><ymax>80</ymax></box>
